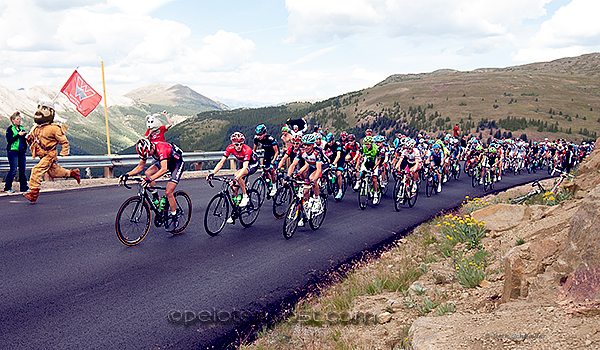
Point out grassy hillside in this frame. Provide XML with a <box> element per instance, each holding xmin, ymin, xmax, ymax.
<box><xmin>170</xmin><ymin>53</ymin><xmax>600</xmax><ymax>151</ymax></box>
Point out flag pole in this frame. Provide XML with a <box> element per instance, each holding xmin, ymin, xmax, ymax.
<box><xmin>101</xmin><ymin>61</ymin><xmax>111</xmax><ymax>155</ymax></box>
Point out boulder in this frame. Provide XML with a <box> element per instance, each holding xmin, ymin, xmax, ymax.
<box><xmin>471</xmin><ymin>204</ymin><xmax>532</xmax><ymax>232</ymax></box>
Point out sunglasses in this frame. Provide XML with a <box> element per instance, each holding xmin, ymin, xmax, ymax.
<box><xmin>233</xmin><ymin>143</ymin><xmax>244</xmax><ymax>147</ymax></box>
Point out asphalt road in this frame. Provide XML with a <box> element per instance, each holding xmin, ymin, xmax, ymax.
<box><xmin>0</xmin><ymin>168</ymin><xmax>552</xmax><ymax>349</ymax></box>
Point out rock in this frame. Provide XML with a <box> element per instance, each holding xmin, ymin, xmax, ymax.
<box><xmin>479</xmin><ymin>280</ymin><xmax>490</xmax><ymax>288</ymax></box>
<box><xmin>555</xmin><ymin>266</ymin><xmax>600</xmax><ymax>315</ymax></box>
<box><xmin>471</xmin><ymin>204</ymin><xmax>532</xmax><ymax>232</ymax></box>
<box><xmin>377</xmin><ymin>312</ymin><xmax>392</xmax><ymax>324</ymax></box>
<box><xmin>409</xmin><ymin>315</ymin><xmax>456</xmax><ymax>350</ymax></box>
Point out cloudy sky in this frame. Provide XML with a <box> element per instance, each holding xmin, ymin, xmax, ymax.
<box><xmin>0</xmin><ymin>0</ymin><xmax>598</xmax><ymax>106</ymax></box>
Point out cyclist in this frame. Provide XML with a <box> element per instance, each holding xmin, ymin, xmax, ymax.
<box><xmin>287</xmin><ymin>133</ymin><xmax>326</xmax><ymax>220</ymax></box>
<box><xmin>121</xmin><ymin>138</ymin><xmax>184</xmax><ymax>232</ymax></box>
<box><xmin>253</xmin><ymin>124</ymin><xmax>279</xmax><ymax>197</ymax></box>
<box><xmin>353</xmin><ymin>136</ymin><xmax>383</xmax><ymax>205</ymax></box>
<box><xmin>278</xmin><ymin>134</ymin><xmax>304</xmax><ymax>174</ymax></box>
<box><xmin>481</xmin><ymin>145</ymin><xmax>500</xmax><ymax>184</ymax></box>
<box><xmin>344</xmin><ymin>134</ymin><xmax>360</xmax><ymax>163</ymax></box>
<box><xmin>394</xmin><ymin>138</ymin><xmax>422</xmax><ymax>193</ymax></box>
<box><xmin>424</xmin><ymin>143</ymin><xmax>444</xmax><ymax>193</ymax></box>
<box><xmin>374</xmin><ymin>135</ymin><xmax>390</xmax><ymax>187</ymax></box>
<box><xmin>324</xmin><ymin>132</ymin><xmax>345</xmax><ymax>200</ymax></box>
<box><xmin>208</xmin><ymin>132</ymin><xmax>258</xmax><ymax>208</ymax></box>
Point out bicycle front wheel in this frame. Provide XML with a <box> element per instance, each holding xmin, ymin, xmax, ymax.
<box><xmin>309</xmin><ymin>195</ymin><xmax>327</xmax><ymax>230</ymax></box>
<box><xmin>170</xmin><ymin>191</ymin><xmax>192</xmax><ymax>234</ymax></box>
<box><xmin>393</xmin><ymin>179</ymin><xmax>402</xmax><ymax>212</ymax></box>
<box><xmin>283</xmin><ymin>200</ymin><xmax>301</xmax><ymax>239</ymax></box>
<box><xmin>240</xmin><ymin>189</ymin><xmax>261</xmax><ymax>227</ymax></box>
<box><xmin>426</xmin><ymin>177</ymin><xmax>434</xmax><ymax>197</ymax></box>
<box><xmin>358</xmin><ymin>179</ymin><xmax>368</xmax><ymax>210</ymax></box>
<box><xmin>204</xmin><ymin>193</ymin><xmax>229</xmax><ymax>236</ymax></box>
<box><xmin>116</xmin><ymin>197</ymin><xmax>151</xmax><ymax>246</ymax></box>
<box><xmin>273</xmin><ymin>184</ymin><xmax>292</xmax><ymax>219</ymax></box>
<box><xmin>406</xmin><ymin>178</ymin><xmax>418</xmax><ymax>208</ymax></box>
<box><xmin>251</xmin><ymin>177</ymin><xmax>268</xmax><ymax>207</ymax></box>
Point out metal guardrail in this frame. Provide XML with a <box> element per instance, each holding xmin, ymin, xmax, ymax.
<box><xmin>0</xmin><ymin>150</ymin><xmax>264</xmax><ymax>177</ymax></box>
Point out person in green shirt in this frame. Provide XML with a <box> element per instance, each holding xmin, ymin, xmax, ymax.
<box><xmin>353</xmin><ymin>136</ymin><xmax>384</xmax><ymax>205</ymax></box>
<box><xmin>4</xmin><ymin>111</ymin><xmax>29</xmax><ymax>192</ymax></box>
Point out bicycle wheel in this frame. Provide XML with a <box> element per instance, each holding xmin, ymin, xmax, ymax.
<box><xmin>453</xmin><ymin>162</ymin><xmax>461</xmax><ymax>180</ymax></box>
<box><xmin>406</xmin><ymin>178</ymin><xmax>418</xmax><ymax>208</ymax></box>
<box><xmin>204</xmin><ymin>193</ymin><xmax>229</xmax><ymax>236</ymax></box>
<box><xmin>393</xmin><ymin>179</ymin><xmax>402</xmax><ymax>212</ymax></box>
<box><xmin>426</xmin><ymin>176</ymin><xmax>434</xmax><ymax>197</ymax></box>
<box><xmin>116</xmin><ymin>197</ymin><xmax>151</xmax><ymax>246</ymax></box>
<box><xmin>273</xmin><ymin>184</ymin><xmax>292</xmax><ymax>219</ymax></box>
<box><xmin>358</xmin><ymin>179</ymin><xmax>368</xmax><ymax>210</ymax></box>
<box><xmin>283</xmin><ymin>200</ymin><xmax>301</xmax><ymax>239</ymax></box>
<box><xmin>240</xmin><ymin>189</ymin><xmax>261</xmax><ymax>227</ymax></box>
<box><xmin>309</xmin><ymin>195</ymin><xmax>327</xmax><ymax>230</ymax></box>
<box><xmin>251</xmin><ymin>176</ymin><xmax>267</xmax><ymax>207</ymax></box>
<box><xmin>483</xmin><ymin>170</ymin><xmax>490</xmax><ymax>191</ymax></box>
<box><xmin>471</xmin><ymin>171</ymin><xmax>478</xmax><ymax>188</ymax></box>
<box><xmin>168</xmin><ymin>191</ymin><xmax>192</xmax><ymax>234</ymax></box>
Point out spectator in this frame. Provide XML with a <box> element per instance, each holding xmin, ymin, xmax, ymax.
<box><xmin>4</xmin><ymin>111</ymin><xmax>29</xmax><ymax>193</ymax></box>
<box><xmin>453</xmin><ymin>123</ymin><xmax>460</xmax><ymax>137</ymax></box>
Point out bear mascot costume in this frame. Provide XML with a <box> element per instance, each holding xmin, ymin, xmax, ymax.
<box><xmin>23</xmin><ymin>101</ymin><xmax>80</xmax><ymax>203</ymax></box>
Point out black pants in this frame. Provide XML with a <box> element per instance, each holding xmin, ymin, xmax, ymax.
<box><xmin>4</xmin><ymin>150</ymin><xmax>28</xmax><ymax>191</ymax></box>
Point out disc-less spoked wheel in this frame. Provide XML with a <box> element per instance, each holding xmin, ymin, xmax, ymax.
<box><xmin>204</xmin><ymin>193</ymin><xmax>229</xmax><ymax>236</ymax></box>
<box><xmin>116</xmin><ymin>197</ymin><xmax>151</xmax><ymax>246</ymax></box>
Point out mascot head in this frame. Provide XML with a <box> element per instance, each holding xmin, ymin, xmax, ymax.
<box><xmin>34</xmin><ymin>101</ymin><xmax>55</xmax><ymax>125</ymax></box>
<box><xmin>145</xmin><ymin>113</ymin><xmax>162</xmax><ymax>132</ymax></box>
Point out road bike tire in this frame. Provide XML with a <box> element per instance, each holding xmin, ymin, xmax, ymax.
<box><xmin>358</xmin><ymin>179</ymin><xmax>368</xmax><ymax>210</ymax></box>
<box><xmin>393</xmin><ymin>179</ymin><xmax>402</xmax><ymax>212</ymax></box>
<box><xmin>454</xmin><ymin>162</ymin><xmax>461</xmax><ymax>180</ymax></box>
<box><xmin>240</xmin><ymin>189</ymin><xmax>261</xmax><ymax>227</ymax></box>
<box><xmin>471</xmin><ymin>171</ymin><xmax>478</xmax><ymax>188</ymax></box>
<box><xmin>116</xmin><ymin>197</ymin><xmax>151</xmax><ymax>246</ymax></box>
<box><xmin>251</xmin><ymin>176</ymin><xmax>268</xmax><ymax>207</ymax></box>
<box><xmin>283</xmin><ymin>200</ymin><xmax>301</xmax><ymax>239</ymax></box>
<box><xmin>204</xmin><ymin>193</ymin><xmax>229</xmax><ymax>236</ymax></box>
<box><xmin>426</xmin><ymin>177</ymin><xmax>434</xmax><ymax>197</ymax></box>
<box><xmin>170</xmin><ymin>191</ymin><xmax>192</xmax><ymax>234</ymax></box>
<box><xmin>273</xmin><ymin>184</ymin><xmax>292</xmax><ymax>219</ymax></box>
<box><xmin>309</xmin><ymin>195</ymin><xmax>327</xmax><ymax>230</ymax></box>
<box><xmin>407</xmin><ymin>178</ymin><xmax>418</xmax><ymax>208</ymax></box>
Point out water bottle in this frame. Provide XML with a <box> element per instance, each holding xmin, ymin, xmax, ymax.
<box><xmin>232</xmin><ymin>195</ymin><xmax>239</xmax><ymax>205</ymax></box>
<box><xmin>158</xmin><ymin>197</ymin><xmax>167</xmax><ymax>211</ymax></box>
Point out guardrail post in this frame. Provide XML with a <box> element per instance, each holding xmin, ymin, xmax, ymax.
<box><xmin>104</xmin><ymin>166</ymin><xmax>114</xmax><ymax>178</ymax></box>
<box><xmin>194</xmin><ymin>162</ymin><xmax>203</xmax><ymax>171</ymax></box>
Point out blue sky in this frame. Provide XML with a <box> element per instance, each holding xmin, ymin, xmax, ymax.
<box><xmin>0</xmin><ymin>0</ymin><xmax>598</xmax><ymax>107</ymax></box>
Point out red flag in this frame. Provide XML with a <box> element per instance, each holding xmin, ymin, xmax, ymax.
<box><xmin>60</xmin><ymin>70</ymin><xmax>102</xmax><ymax>117</ymax></box>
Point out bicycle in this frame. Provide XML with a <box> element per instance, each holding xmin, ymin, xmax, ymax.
<box><xmin>509</xmin><ymin>168</ymin><xmax>573</xmax><ymax>204</ymax></box>
<box><xmin>425</xmin><ymin>164</ymin><xmax>441</xmax><ymax>197</ymax></box>
<box><xmin>205</xmin><ymin>176</ymin><xmax>261</xmax><ymax>236</ymax></box>
<box><xmin>357</xmin><ymin>169</ymin><xmax>380</xmax><ymax>210</ymax></box>
<box><xmin>272</xmin><ymin>169</ymin><xmax>297</xmax><ymax>219</ymax></box>
<box><xmin>324</xmin><ymin>166</ymin><xmax>348</xmax><ymax>202</ymax></box>
<box><xmin>251</xmin><ymin>164</ymin><xmax>279</xmax><ymax>207</ymax></box>
<box><xmin>393</xmin><ymin>168</ymin><xmax>418</xmax><ymax>211</ymax></box>
<box><xmin>115</xmin><ymin>177</ymin><xmax>192</xmax><ymax>246</ymax></box>
<box><xmin>283</xmin><ymin>177</ymin><xmax>327</xmax><ymax>239</ymax></box>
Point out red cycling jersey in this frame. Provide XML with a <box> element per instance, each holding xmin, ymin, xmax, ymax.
<box><xmin>224</xmin><ymin>144</ymin><xmax>258</xmax><ymax>164</ymax></box>
<box><xmin>150</xmin><ymin>141</ymin><xmax>182</xmax><ymax>162</ymax></box>
<box><xmin>145</xmin><ymin>125</ymin><xmax>168</xmax><ymax>143</ymax></box>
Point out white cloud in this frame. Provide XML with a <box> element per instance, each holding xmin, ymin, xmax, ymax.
<box><xmin>514</xmin><ymin>0</ymin><xmax>600</xmax><ymax>62</ymax></box>
<box><xmin>285</xmin><ymin>0</ymin><xmax>551</xmax><ymax>42</ymax></box>
<box><xmin>2</xmin><ymin>67</ymin><xmax>16</xmax><ymax>75</ymax></box>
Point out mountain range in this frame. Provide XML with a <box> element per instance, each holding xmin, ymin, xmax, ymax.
<box><xmin>0</xmin><ymin>83</ymin><xmax>227</xmax><ymax>156</ymax></box>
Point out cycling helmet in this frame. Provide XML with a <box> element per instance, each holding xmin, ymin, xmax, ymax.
<box><xmin>302</xmin><ymin>133</ymin><xmax>317</xmax><ymax>144</ymax></box>
<box><xmin>363</xmin><ymin>136</ymin><xmax>374</xmax><ymax>144</ymax></box>
<box><xmin>326</xmin><ymin>132</ymin><xmax>335</xmax><ymax>142</ymax></box>
<box><xmin>348</xmin><ymin>134</ymin><xmax>356</xmax><ymax>142</ymax></box>
<box><xmin>488</xmin><ymin>147</ymin><xmax>496</xmax><ymax>153</ymax></box>
<box><xmin>340</xmin><ymin>131</ymin><xmax>348</xmax><ymax>138</ymax></box>
<box><xmin>230</xmin><ymin>131</ymin><xmax>245</xmax><ymax>143</ymax></box>
<box><xmin>475</xmin><ymin>145</ymin><xmax>483</xmax><ymax>151</ymax></box>
<box><xmin>406</xmin><ymin>139</ymin><xmax>416</xmax><ymax>148</ymax></box>
<box><xmin>365</xmin><ymin>129</ymin><xmax>373</xmax><ymax>136</ymax></box>
<box><xmin>432</xmin><ymin>143</ymin><xmax>441</xmax><ymax>150</ymax></box>
<box><xmin>292</xmin><ymin>135</ymin><xmax>302</xmax><ymax>143</ymax></box>
<box><xmin>255</xmin><ymin>124</ymin><xmax>266</xmax><ymax>134</ymax></box>
<box><xmin>374</xmin><ymin>135</ymin><xmax>385</xmax><ymax>142</ymax></box>
<box><xmin>281</xmin><ymin>125</ymin><xmax>290</xmax><ymax>132</ymax></box>
<box><xmin>136</xmin><ymin>138</ymin><xmax>153</xmax><ymax>158</ymax></box>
